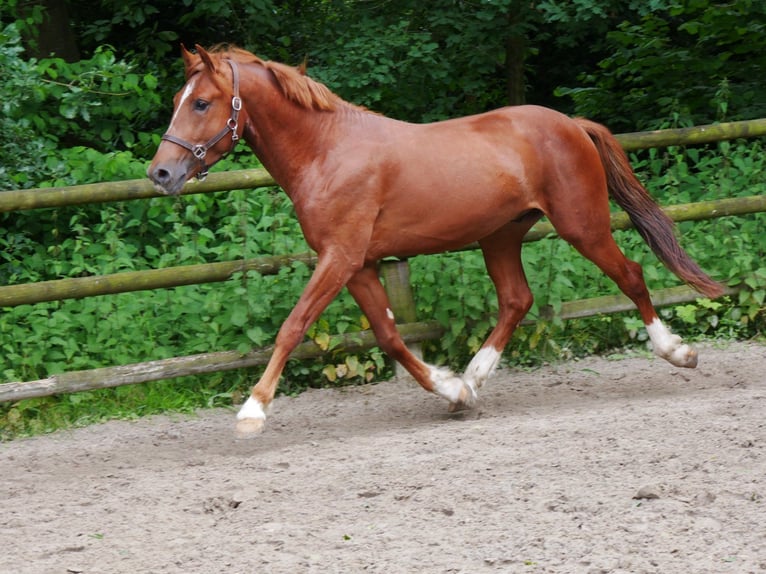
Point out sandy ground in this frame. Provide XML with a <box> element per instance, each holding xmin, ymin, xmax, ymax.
<box><xmin>1</xmin><ymin>340</ymin><xmax>765</xmax><ymax>574</ymax></box>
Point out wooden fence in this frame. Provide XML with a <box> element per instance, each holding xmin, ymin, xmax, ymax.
<box><xmin>1</xmin><ymin>118</ymin><xmax>765</xmax><ymax>402</ymax></box>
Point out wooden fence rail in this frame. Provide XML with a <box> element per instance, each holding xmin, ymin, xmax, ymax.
<box><xmin>1</xmin><ymin>194</ymin><xmax>763</xmax><ymax>308</ymax></box>
<box><xmin>1</xmin><ymin>119</ymin><xmax>764</xmax><ymax>402</ymax></box>
<box><xmin>0</xmin><ymin>320</ymin><xmax>445</xmax><ymax>403</ymax></box>
<box><xmin>2</xmin><ymin>118</ymin><xmax>766</xmax><ymax>213</ymax></box>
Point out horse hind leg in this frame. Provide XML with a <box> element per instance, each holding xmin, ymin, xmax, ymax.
<box><xmin>450</xmin><ymin>220</ymin><xmax>537</xmax><ymax>410</ymax></box>
<box><xmin>582</xmin><ymin>242</ymin><xmax>698</xmax><ymax>367</ymax></box>
<box><xmin>549</xmin><ymin>206</ymin><xmax>698</xmax><ymax>368</ymax></box>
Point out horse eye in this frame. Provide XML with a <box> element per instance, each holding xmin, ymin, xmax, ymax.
<box><xmin>193</xmin><ymin>99</ymin><xmax>210</xmax><ymax>112</ymax></box>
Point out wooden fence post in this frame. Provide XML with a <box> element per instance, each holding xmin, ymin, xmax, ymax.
<box><xmin>379</xmin><ymin>258</ymin><xmax>423</xmax><ymax>378</ymax></box>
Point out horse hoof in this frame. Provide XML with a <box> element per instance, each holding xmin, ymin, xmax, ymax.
<box><xmin>447</xmin><ymin>401</ymin><xmax>468</xmax><ymax>413</ymax></box>
<box><xmin>447</xmin><ymin>382</ymin><xmax>477</xmax><ymax>413</ymax></box>
<box><xmin>669</xmin><ymin>345</ymin><xmax>698</xmax><ymax>368</ymax></box>
<box><xmin>235</xmin><ymin>417</ymin><xmax>265</xmax><ymax>438</ymax></box>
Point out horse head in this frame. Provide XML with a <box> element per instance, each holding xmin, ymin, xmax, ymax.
<box><xmin>148</xmin><ymin>45</ymin><xmax>245</xmax><ymax>195</ymax></box>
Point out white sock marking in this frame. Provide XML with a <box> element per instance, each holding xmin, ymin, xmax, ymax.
<box><xmin>464</xmin><ymin>347</ymin><xmax>501</xmax><ymax>390</ymax></box>
<box><xmin>645</xmin><ymin>318</ymin><xmax>680</xmax><ymax>356</ymax></box>
<box><xmin>429</xmin><ymin>366</ymin><xmax>465</xmax><ymax>404</ymax></box>
<box><xmin>645</xmin><ymin>317</ymin><xmax>697</xmax><ymax>367</ymax></box>
<box><xmin>237</xmin><ymin>396</ymin><xmax>267</xmax><ymax>421</ymax></box>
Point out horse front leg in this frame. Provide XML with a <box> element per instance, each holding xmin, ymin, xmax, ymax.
<box><xmin>346</xmin><ymin>265</ymin><xmax>475</xmax><ymax>408</ymax></box>
<box><xmin>236</xmin><ymin>255</ymin><xmax>356</xmax><ymax>437</ymax></box>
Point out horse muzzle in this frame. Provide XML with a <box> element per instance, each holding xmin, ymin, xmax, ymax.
<box><xmin>147</xmin><ymin>161</ymin><xmax>192</xmax><ymax>196</ymax></box>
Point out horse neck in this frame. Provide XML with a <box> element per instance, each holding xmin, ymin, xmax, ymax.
<box><xmin>238</xmin><ymin>64</ymin><xmax>344</xmax><ymax>195</ymax></box>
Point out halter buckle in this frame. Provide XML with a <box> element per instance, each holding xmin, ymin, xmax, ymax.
<box><xmin>192</xmin><ymin>145</ymin><xmax>207</xmax><ymax>160</ymax></box>
<box><xmin>232</xmin><ymin>96</ymin><xmax>242</xmax><ymax>111</ymax></box>
<box><xmin>227</xmin><ymin>118</ymin><xmax>239</xmax><ymax>141</ymax></box>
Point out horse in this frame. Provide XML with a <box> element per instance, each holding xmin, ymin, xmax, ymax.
<box><xmin>148</xmin><ymin>45</ymin><xmax>724</xmax><ymax>437</ymax></box>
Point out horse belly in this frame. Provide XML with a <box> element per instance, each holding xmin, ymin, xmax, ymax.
<box><xmin>369</xmin><ymin>167</ymin><xmax>533</xmax><ymax>257</ymax></box>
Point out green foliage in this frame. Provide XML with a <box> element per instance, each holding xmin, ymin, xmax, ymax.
<box><xmin>76</xmin><ymin>1</ymin><xmax>179</xmax><ymax>61</ymax></box>
<box><xmin>1</xmin><ymin>1</ymin><xmax>765</xmax><ymax>438</ymax></box>
<box><xmin>8</xmin><ymin>0</ymin><xmax>765</xmax><ymax>133</ymax></box>
<box><xmin>0</xmin><ymin>22</ymin><xmax>162</xmax><ymax>190</ymax></box>
<box><xmin>0</xmin><ymin>23</ymin><xmax>58</xmax><ymax>190</ymax></box>
<box><xmin>32</xmin><ymin>47</ymin><xmax>162</xmax><ymax>152</ymax></box>
<box><xmin>2</xmin><ymin>142</ymin><xmax>764</xmax><ymax>438</ymax></box>
<box><xmin>307</xmin><ymin>2</ymin><xmax>514</xmax><ymax>121</ymax></box>
<box><xmin>557</xmin><ymin>1</ymin><xmax>766</xmax><ymax>130</ymax></box>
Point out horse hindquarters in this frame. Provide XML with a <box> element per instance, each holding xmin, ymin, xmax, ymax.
<box><xmin>574</xmin><ymin>118</ymin><xmax>723</xmax><ymax>299</ymax></box>
<box><xmin>541</xmin><ymin>121</ymin><xmax>704</xmax><ymax>368</ymax></box>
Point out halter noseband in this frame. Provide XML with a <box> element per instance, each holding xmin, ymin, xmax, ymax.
<box><xmin>161</xmin><ymin>59</ymin><xmax>243</xmax><ymax>181</ymax></box>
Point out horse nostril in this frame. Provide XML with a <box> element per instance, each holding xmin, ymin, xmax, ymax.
<box><xmin>151</xmin><ymin>167</ymin><xmax>172</xmax><ymax>184</ymax></box>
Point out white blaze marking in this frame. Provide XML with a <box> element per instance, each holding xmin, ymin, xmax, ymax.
<box><xmin>237</xmin><ymin>396</ymin><xmax>267</xmax><ymax>421</ymax></box>
<box><xmin>167</xmin><ymin>77</ymin><xmax>197</xmax><ymax>131</ymax></box>
<box><xmin>464</xmin><ymin>347</ymin><xmax>501</xmax><ymax>390</ymax></box>
<box><xmin>386</xmin><ymin>308</ymin><xmax>395</xmax><ymax>321</ymax></box>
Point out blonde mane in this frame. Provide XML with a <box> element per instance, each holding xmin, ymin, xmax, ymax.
<box><xmin>207</xmin><ymin>45</ymin><xmax>342</xmax><ymax>112</ymax></box>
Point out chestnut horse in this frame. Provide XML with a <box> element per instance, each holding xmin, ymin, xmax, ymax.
<box><xmin>148</xmin><ymin>45</ymin><xmax>723</xmax><ymax>437</ymax></box>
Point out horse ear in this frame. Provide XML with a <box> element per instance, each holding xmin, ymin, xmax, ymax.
<box><xmin>180</xmin><ymin>44</ymin><xmax>198</xmax><ymax>78</ymax></box>
<box><xmin>195</xmin><ymin>44</ymin><xmax>218</xmax><ymax>75</ymax></box>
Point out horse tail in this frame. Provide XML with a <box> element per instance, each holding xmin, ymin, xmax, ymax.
<box><xmin>575</xmin><ymin>118</ymin><xmax>724</xmax><ymax>298</ymax></box>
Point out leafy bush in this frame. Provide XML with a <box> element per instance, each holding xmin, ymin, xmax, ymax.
<box><xmin>0</xmin><ymin>22</ymin><xmax>162</xmax><ymax>191</ymax></box>
<box><xmin>1</xmin><ymin>9</ymin><xmax>764</xmax><ymax>437</ymax></box>
<box><xmin>2</xmin><ymin>138</ymin><xmax>764</xmax><ymax>439</ymax></box>
<box><xmin>557</xmin><ymin>2</ymin><xmax>766</xmax><ymax>130</ymax></box>
<box><xmin>0</xmin><ymin>23</ymin><xmax>58</xmax><ymax>190</ymax></box>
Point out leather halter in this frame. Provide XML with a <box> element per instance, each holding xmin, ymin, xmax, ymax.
<box><xmin>161</xmin><ymin>59</ymin><xmax>243</xmax><ymax>180</ymax></box>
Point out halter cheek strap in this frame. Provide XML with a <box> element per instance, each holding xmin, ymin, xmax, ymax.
<box><xmin>161</xmin><ymin>59</ymin><xmax>243</xmax><ymax>181</ymax></box>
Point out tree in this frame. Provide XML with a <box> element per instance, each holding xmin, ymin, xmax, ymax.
<box><xmin>4</xmin><ymin>0</ymin><xmax>765</xmax><ymax>150</ymax></box>
<box><xmin>557</xmin><ymin>0</ymin><xmax>766</xmax><ymax>130</ymax></box>
<box><xmin>16</xmin><ymin>0</ymin><xmax>81</xmax><ymax>61</ymax></box>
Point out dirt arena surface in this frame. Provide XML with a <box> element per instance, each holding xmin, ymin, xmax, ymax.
<box><xmin>2</xmin><ymin>340</ymin><xmax>765</xmax><ymax>574</ymax></box>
